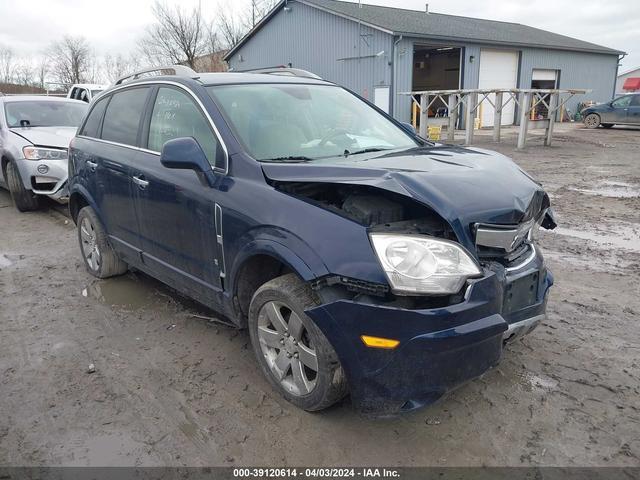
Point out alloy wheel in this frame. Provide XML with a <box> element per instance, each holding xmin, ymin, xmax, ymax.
<box><xmin>585</xmin><ymin>114</ymin><xmax>600</xmax><ymax>128</ymax></box>
<box><xmin>80</xmin><ymin>217</ymin><xmax>101</xmax><ymax>271</ymax></box>
<box><xmin>257</xmin><ymin>301</ymin><xmax>319</xmax><ymax>396</ymax></box>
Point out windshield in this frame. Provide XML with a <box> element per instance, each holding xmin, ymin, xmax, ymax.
<box><xmin>4</xmin><ymin>101</ymin><xmax>88</xmax><ymax>128</ymax></box>
<box><xmin>207</xmin><ymin>84</ymin><xmax>418</xmax><ymax>161</ymax></box>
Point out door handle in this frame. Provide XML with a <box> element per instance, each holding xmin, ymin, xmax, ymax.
<box><xmin>132</xmin><ymin>175</ymin><xmax>149</xmax><ymax>189</ymax></box>
<box><xmin>86</xmin><ymin>160</ymin><xmax>97</xmax><ymax>171</ymax></box>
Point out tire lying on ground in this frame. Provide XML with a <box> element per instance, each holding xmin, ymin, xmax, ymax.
<box><xmin>6</xmin><ymin>161</ymin><xmax>40</xmax><ymax>212</ymax></box>
<box><xmin>248</xmin><ymin>273</ymin><xmax>348</xmax><ymax>411</ymax></box>
<box><xmin>77</xmin><ymin>206</ymin><xmax>128</xmax><ymax>278</ymax></box>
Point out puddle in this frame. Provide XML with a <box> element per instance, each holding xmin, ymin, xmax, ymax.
<box><xmin>572</xmin><ymin>180</ymin><xmax>640</xmax><ymax>198</ymax></box>
<box><xmin>543</xmin><ymin>250</ymin><xmax>633</xmax><ymax>273</ymax></box>
<box><xmin>550</xmin><ymin>225</ymin><xmax>640</xmax><ymax>253</ymax></box>
<box><xmin>523</xmin><ymin>373</ymin><xmax>558</xmax><ymax>393</ymax></box>
<box><xmin>0</xmin><ymin>255</ymin><xmax>13</xmax><ymax>268</ymax></box>
<box><xmin>82</xmin><ymin>273</ymin><xmax>167</xmax><ymax>311</ymax></box>
<box><xmin>0</xmin><ymin>253</ymin><xmax>24</xmax><ymax>268</ymax></box>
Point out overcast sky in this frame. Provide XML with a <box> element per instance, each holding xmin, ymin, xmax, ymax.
<box><xmin>0</xmin><ymin>0</ymin><xmax>637</xmax><ymax>72</ymax></box>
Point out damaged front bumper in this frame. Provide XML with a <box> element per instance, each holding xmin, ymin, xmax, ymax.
<box><xmin>306</xmin><ymin>247</ymin><xmax>552</xmax><ymax>416</ymax></box>
<box><xmin>16</xmin><ymin>157</ymin><xmax>69</xmax><ymax>201</ymax></box>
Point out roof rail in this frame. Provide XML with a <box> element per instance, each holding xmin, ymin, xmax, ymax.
<box><xmin>114</xmin><ymin>65</ymin><xmax>198</xmax><ymax>85</ymax></box>
<box><xmin>241</xmin><ymin>67</ymin><xmax>322</xmax><ymax>80</ymax></box>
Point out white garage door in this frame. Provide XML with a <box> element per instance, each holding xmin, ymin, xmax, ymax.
<box><xmin>478</xmin><ymin>49</ymin><xmax>519</xmax><ymax>127</ymax></box>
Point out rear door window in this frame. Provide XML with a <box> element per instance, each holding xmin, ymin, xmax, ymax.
<box><xmin>147</xmin><ymin>86</ymin><xmax>224</xmax><ymax>170</ymax></box>
<box><xmin>630</xmin><ymin>96</ymin><xmax>640</xmax><ymax>107</ymax></box>
<box><xmin>79</xmin><ymin>96</ymin><xmax>109</xmax><ymax>138</ymax></box>
<box><xmin>101</xmin><ymin>87</ymin><xmax>150</xmax><ymax>146</ymax></box>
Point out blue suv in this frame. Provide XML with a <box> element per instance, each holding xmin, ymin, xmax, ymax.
<box><xmin>68</xmin><ymin>66</ymin><xmax>555</xmax><ymax>415</ymax></box>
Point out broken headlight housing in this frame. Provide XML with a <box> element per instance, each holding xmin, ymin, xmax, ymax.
<box><xmin>23</xmin><ymin>146</ymin><xmax>68</xmax><ymax>161</ymax></box>
<box><xmin>370</xmin><ymin>233</ymin><xmax>482</xmax><ymax>295</ymax></box>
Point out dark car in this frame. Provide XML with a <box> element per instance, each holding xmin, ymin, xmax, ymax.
<box><xmin>67</xmin><ymin>66</ymin><xmax>556</xmax><ymax>416</ymax></box>
<box><xmin>582</xmin><ymin>93</ymin><xmax>640</xmax><ymax>128</ymax></box>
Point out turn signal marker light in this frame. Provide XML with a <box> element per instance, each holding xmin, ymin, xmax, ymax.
<box><xmin>361</xmin><ymin>335</ymin><xmax>400</xmax><ymax>349</ymax></box>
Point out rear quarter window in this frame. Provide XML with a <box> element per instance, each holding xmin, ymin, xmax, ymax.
<box><xmin>101</xmin><ymin>87</ymin><xmax>150</xmax><ymax>146</ymax></box>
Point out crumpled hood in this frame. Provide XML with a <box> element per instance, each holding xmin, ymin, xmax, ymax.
<box><xmin>10</xmin><ymin>126</ymin><xmax>77</xmax><ymax>149</ymax></box>
<box><xmin>262</xmin><ymin>145</ymin><xmax>550</xmax><ymax>250</ymax></box>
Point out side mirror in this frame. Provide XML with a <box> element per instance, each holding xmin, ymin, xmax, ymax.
<box><xmin>160</xmin><ymin>137</ymin><xmax>215</xmax><ymax>187</ymax></box>
<box><xmin>399</xmin><ymin>121</ymin><xmax>416</xmax><ymax>134</ymax></box>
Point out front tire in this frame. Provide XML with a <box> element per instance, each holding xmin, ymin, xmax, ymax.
<box><xmin>6</xmin><ymin>161</ymin><xmax>40</xmax><ymax>212</ymax></box>
<box><xmin>248</xmin><ymin>274</ymin><xmax>348</xmax><ymax>411</ymax></box>
<box><xmin>77</xmin><ymin>206</ymin><xmax>127</xmax><ymax>278</ymax></box>
<box><xmin>584</xmin><ymin>113</ymin><xmax>601</xmax><ymax>129</ymax></box>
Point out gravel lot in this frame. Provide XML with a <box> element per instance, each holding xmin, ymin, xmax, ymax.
<box><xmin>0</xmin><ymin>124</ymin><xmax>638</xmax><ymax>467</ymax></box>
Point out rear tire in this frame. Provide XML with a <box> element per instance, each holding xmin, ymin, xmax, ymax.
<box><xmin>584</xmin><ymin>113</ymin><xmax>601</xmax><ymax>129</ymax></box>
<box><xmin>6</xmin><ymin>161</ymin><xmax>40</xmax><ymax>212</ymax></box>
<box><xmin>248</xmin><ymin>273</ymin><xmax>348</xmax><ymax>411</ymax></box>
<box><xmin>77</xmin><ymin>206</ymin><xmax>127</xmax><ymax>278</ymax></box>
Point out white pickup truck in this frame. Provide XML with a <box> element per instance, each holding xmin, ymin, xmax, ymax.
<box><xmin>66</xmin><ymin>84</ymin><xmax>109</xmax><ymax>103</ymax></box>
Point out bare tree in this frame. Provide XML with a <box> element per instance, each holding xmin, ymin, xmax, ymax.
<box><xmin>14</xmin><ymin>59</ymin><xmax>34</xmax><ymax>86</ymax></box>
<box><xmin>247</xmin><ymin>0</ymin><xmax>278</xmax><ymax>28</ymax></box>
<box><xmin>139</xmin><ymin>1</ymin><xmax>213</xmax><ymax>69</ymax></box>
<box><xmin>49</xmin><ymin>36</ymin><xmax>92</xmax><ymax>85</ymax></box>
<box><xmin>218</xmin><ymin>9</ymin><xmax>245</xmax><ymax>49</ymax></box>
<box><xmin>35</xmin><ymin>56</ymin><xmax>49</xmax><ymax>89</ymax></box>
<box><xmin>102</xmin><ymin>53</ymin><xmax>141</xmax><ymax>83</ymax></box>
<box><xmin>218</xmin><ymin>0</ymin><xmax>278</xmax><ymax>49</ymax></box>
<box><xmin>0</xmin><ymin>45</ymin><xmax>15</xmax><ymax>83</ymax></box>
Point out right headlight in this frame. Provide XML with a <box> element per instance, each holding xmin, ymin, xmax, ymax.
<box><xmin>23</xmin><ymin>146</ymin><xmax>68</xmax><ymax>161</ymax></box>
<box><xmin>369</xmin><ymin>233</ymin><xmax>482</xmax><ymax>295</ymax></box>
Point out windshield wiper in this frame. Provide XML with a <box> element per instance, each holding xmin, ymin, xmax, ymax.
<box><xmin>262</xmin><ymin>156</ymin><xmax>314</xmax><ymax>163</ymax></box>
<box><xmin>343</xmin><ymin>147</ymin><xmax>391</xmax><ymax>157</ymax></box>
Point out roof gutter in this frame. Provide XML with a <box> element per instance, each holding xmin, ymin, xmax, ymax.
<box><xmin>393</xmin><ymin>31</ymin><xmax>625</xmax><ymax>56</ymax></box>
<box><xmin>613</xmin><ymin>52</ymin><xmax>627</xmax><ymax>97</ymax></box>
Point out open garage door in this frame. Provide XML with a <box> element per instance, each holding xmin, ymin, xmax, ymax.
<box><xmin>411</xmin><ymin>45</ymin><xmax>461</xmax><ymax>128</ymax></box>
<box><xmin>478</xmin><ymin>49</ymin><xmax>519</xmax><ymax>127</ymax></box>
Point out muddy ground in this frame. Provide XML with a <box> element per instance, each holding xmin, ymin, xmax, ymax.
<box><xmin>0</xmin><ymin>124</ymin><xmax>639</xmax><ymax>467</ymax></box>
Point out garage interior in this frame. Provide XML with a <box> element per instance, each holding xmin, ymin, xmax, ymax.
<box><xmin>531</xmin><ymin>69</ymin><xmax>560</xmax><ymax>119</ymax></box>
<box><xmin>412</xmin><ymin>45</ymin><xmax>461</xmax><ymax>122</ymax></box>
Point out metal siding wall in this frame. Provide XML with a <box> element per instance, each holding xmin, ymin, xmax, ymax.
<box><xmin>519</xmin><ymin>48</ymin><xmax>618</xmax><ymax>114</ymax></box>
<box><xmin>462</xmin><ymin>45</ymin><xmax>481</xmax><ymax>89</ymax></box>
<box><xmin>393</xmin><ymin>37</ymin><xmax>414</xmax><ymax>122</ymax></box>
<box><xmin>228</xmin><ymin>5</ymin><xmax>619</xmax><ymax>123</ymax></box>
<box><xmin>227</xmin><ymin>1</ymin><xmax>393</xmax><ymax>105</ymax></box>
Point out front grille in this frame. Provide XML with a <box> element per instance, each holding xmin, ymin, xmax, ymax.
<box><xmin>475</xmin><ymin>222</ymin><xmax>536</xmax><ymax>269</ymax></box>
<box><xmin>477</xmin><ymin>241</ymin><xmax>534</xmax><ymax>268</ymax></box>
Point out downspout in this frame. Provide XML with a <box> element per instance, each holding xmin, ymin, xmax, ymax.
<box><xmin>390</xmin><ymin>34</ymin><xmax>403</xmax><ymax>117</ymax></box>
<box><xmin>614</xmin><ymin>53</ymin><xmax>627</xmax><ymax>97</ymax></box>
